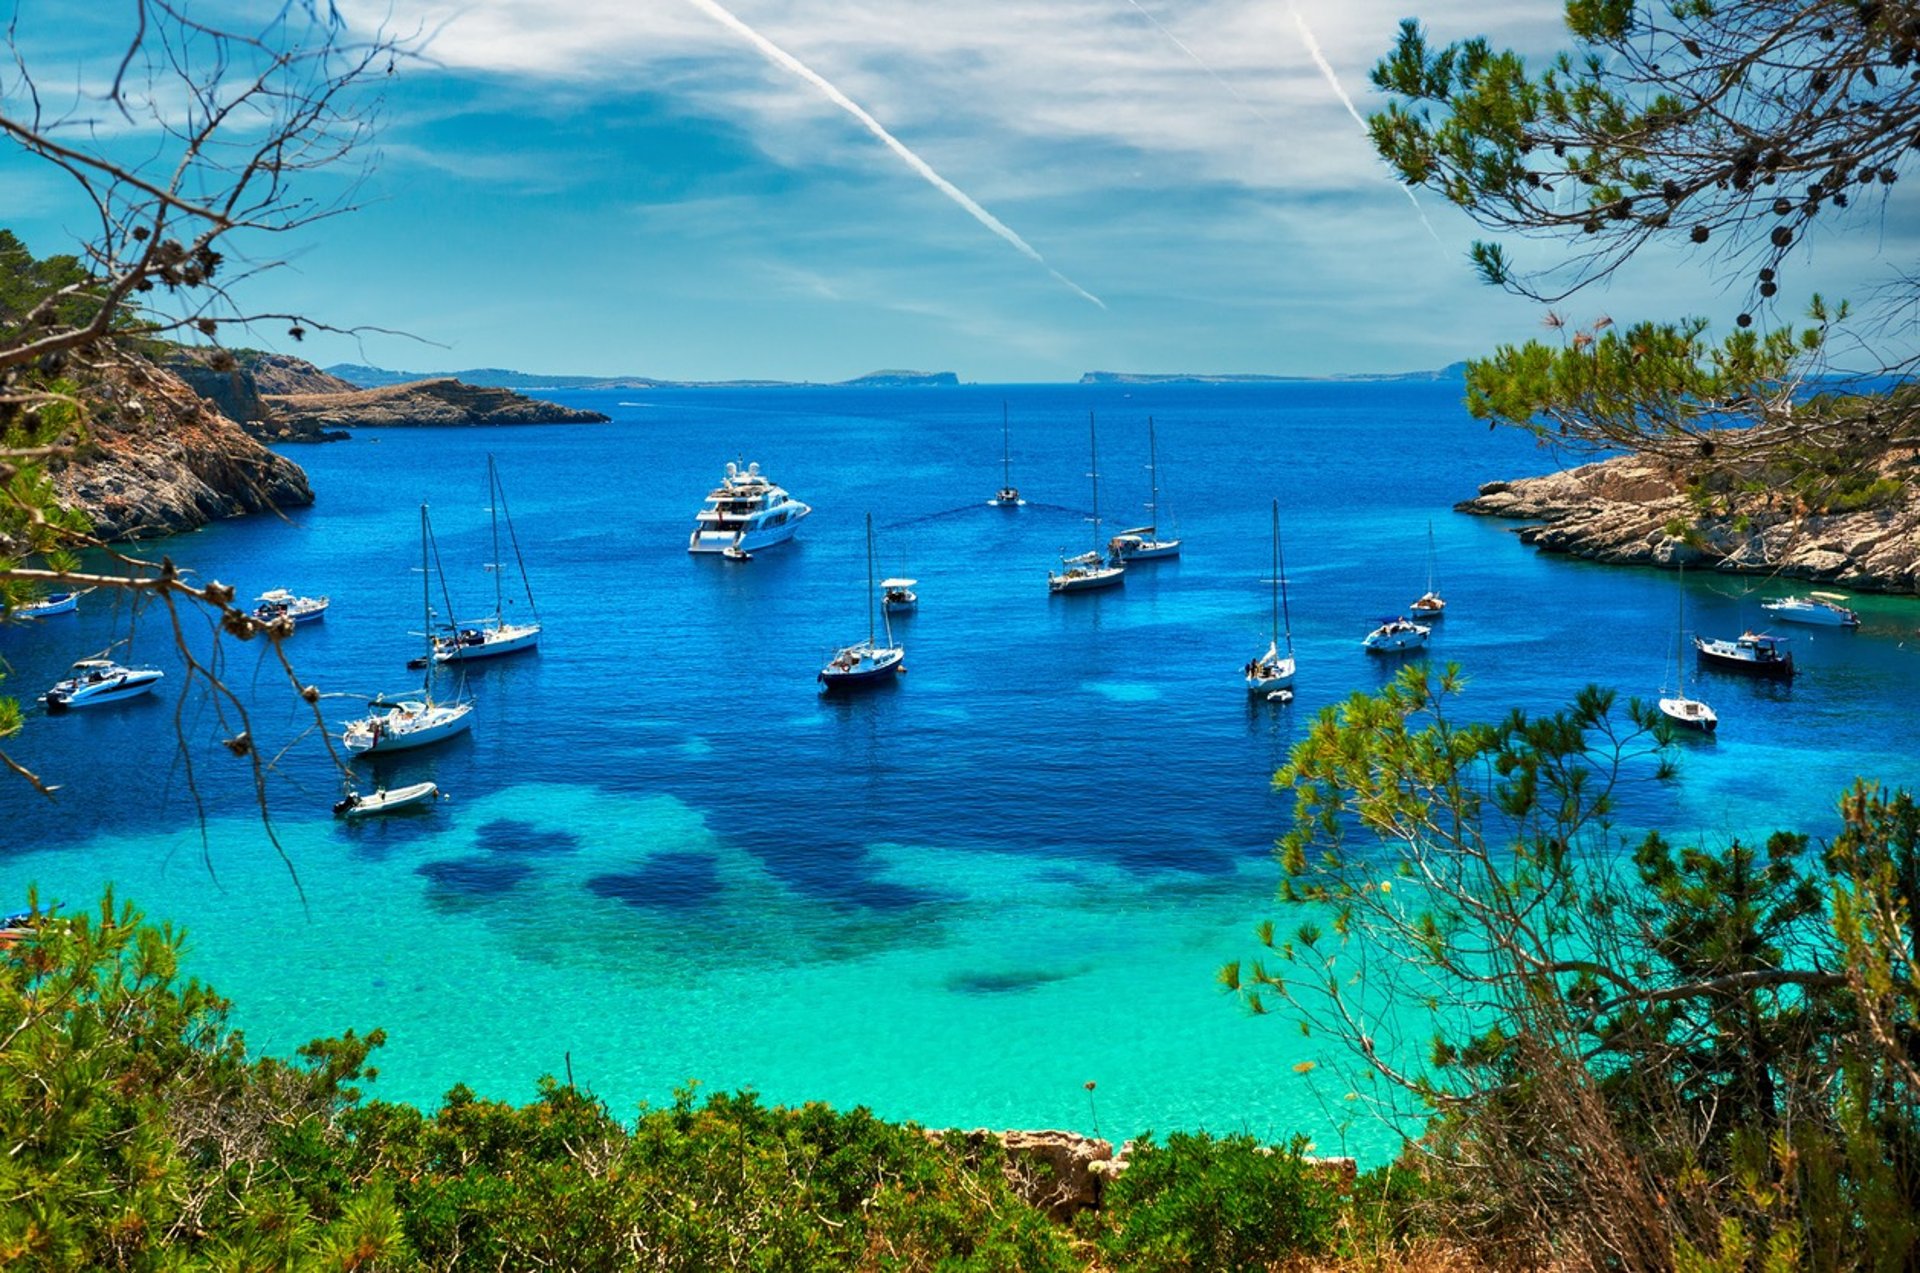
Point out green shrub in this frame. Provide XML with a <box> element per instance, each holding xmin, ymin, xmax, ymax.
<box><xmin>1099</xmin><ymin>1131</ymin><xmax>1338</xmax><ymax>1272</ymax></box>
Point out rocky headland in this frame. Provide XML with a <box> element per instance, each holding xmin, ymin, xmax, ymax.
<box><xmin>1459</xmin><ymin>451</ymin><xmax>1920</xmax><ymax>595</ymax></box>
<box><xmin>47</xmin><ymin>357</ymin><xmax>313</xmax><ymax>542</ymax></box>
<box><xmin>326</xmin><ymin>363</ymin><xmax>960</xmax><ymax>391</ymax></box>
<box><xmin>261</xmin><ymin>378</ymin><xmax>610</xmax><ymax>432</ymax></box>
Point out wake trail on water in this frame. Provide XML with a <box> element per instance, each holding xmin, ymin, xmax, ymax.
<box><xmin>682</xmin><ymin>0</ymin><xmax>1106</xmax><ymax>309</ymax></box>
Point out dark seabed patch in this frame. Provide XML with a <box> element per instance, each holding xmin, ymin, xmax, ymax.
<box><xmin>416</xmin><ymin>856</ymin><xmax>535</xmax><ymax>900</ymax></box>
<box><xmin>586</xmin><ymin>852</ymin><xmax>722</xmax><ymax>911</ymax></box>
<box><xmin>948</xmin><ymin>966</ymin><xmax>1083</xmax><ymax>995</ymax></box>
<box><xmin>333</xmin><ymin>813</ymin><xmax>443</xmax><ymax>860</ymax></box>
<box><xmin>475</xmin><ymin>818</ymin><xmax>582</xmax><ymax>857</ymax></box>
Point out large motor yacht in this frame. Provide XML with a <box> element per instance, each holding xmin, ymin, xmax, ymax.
<box><xmin>688</xmin><ymin>461</ymin><xmax>811</xmax><ymax>554</ymax></box>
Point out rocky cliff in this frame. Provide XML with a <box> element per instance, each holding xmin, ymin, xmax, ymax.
<box><xmin>263</xmin><ymin>378</ymin><xmax>610</xmax><ymax>429</ymax></box>
<box><xmin>1459</xmin><ymin>452</ymin><xmax>1920</xmax><ymax>595</ymax></box>
<box><xmin>49</xmin><ymin>358</ymin><xmax>314</xmax><ymax>542</ymax></box>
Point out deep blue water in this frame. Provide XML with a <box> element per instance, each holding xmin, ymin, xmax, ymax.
<box><xmin>3</xmin><ymin>381</ymin><xmax>1917</xmax><ymax>1157</ymax></box>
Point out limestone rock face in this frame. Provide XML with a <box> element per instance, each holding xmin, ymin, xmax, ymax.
<box><xmin>1459</xmin><ymin>453</ymin><xmax>1920</xmax><ymax>595</ymax></box>
<box><xmin>929</xmin><ymin>1129</ymin><xmax>1115</xmax><ymax>1221</ymax></box>
<box><xmin>48</xmin><ymin>359</ymin><xmax>313</xmax><ymax>542</ymax></box>
<box><xmin>168</xmin><ymin>350</ymin><xmax>360</xmax><ymax>442</ymax></box>
<box><xmin>263</xmin><ymin>378</ymin><xmax>610</xmax><ymax>430</ymax></box>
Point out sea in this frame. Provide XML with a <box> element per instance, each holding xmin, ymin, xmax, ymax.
<box><xmin>3</xmin><ymin>381</ymin><xmax>1917</xmax><ymax>1162</ymax></box>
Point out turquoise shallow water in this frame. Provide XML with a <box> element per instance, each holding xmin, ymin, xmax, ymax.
<box><xmin>3</xmin><ymin>381</ymin><xmax>1918</xmax><ymax>1161</ymax></box>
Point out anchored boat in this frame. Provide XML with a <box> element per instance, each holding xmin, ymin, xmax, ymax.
<box><xmin>689</xmin><ymin>460</ymin><xmax>811</xmax><ymax>553</ymax></box>
<box><xmin>820</xmin><ymin>513</ymin><xmax>906</xmax><ymax>692</ymax></box>
<box><xmin>1244</xmin><ymin>498</ymin><xmax>1296</xmax><ymax>695</ymax></box>
<box><xmin>434</xmin><ymin>455</ymin><xmax>541</xmax><ymax>663</ymax></box>
<box><xmin>1694</xmin><ymin>631</ymin><xmax>1795</xmax><ymax>680</ymax></box>
<box><xmin>1049</xmin><ymin>413</ymin><xmax>1125</xmax><ymax>594</ymax></box>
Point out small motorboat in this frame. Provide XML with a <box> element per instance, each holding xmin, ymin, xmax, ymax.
<box><xmin>723</xmin><ymin>543</ymin><xmax>752</xmax><ymax>562</ymax></box>
<box><xmin>13</xmin><ymin>589</ymin><xmax>89</xmax><ymax>619</ymax></box>
<box><xmin>253</xmin><ymin>589</ymin><xmax>329</xmax><ymax>625</ymax></box>
<box><xmin>1760</xmin><ymin>591</ymin><xmax>1860</xmax><ymax>627</ymax></box>
<box><xmin>1693</xmin><ymin>631</ymin><xmax>1795</xmax><ymax>679</ymax></box>
<box><xmin>882</xmin><ymin>578</ymin><xmax>918</xmax><ymax>611</ymax></box>
<box><xmin>1265</xmin><ymin>688</ymin><xmax>1294</xmax><ymax>704</ymax></box>
<box><xmin>43</xmin><ymin>658</ymin><xmax>164</xmax><ymax>712</ymax></box>
<box><xmin>333</xmin><ymin>780</ymin><xmax>443</xmax><ymax>818</ymax></box>
<box><xmin>1362</xmin><ymin>616</ymin><xmax>1430</xmax><ymax>653</ymax></box>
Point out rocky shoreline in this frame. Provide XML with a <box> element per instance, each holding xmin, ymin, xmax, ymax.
<box><xmin>262</xmin><ymin>378</ymin><xmax>610</xmax><ymax>434</ymax></box>
<box><xmin>1458</xmin><ymin>452</ymin><xmax>1920</xmax><ymax>595</ymax></box>
<box><xmin>49</xmin><ymin>358</ymin><xmax>313</xmax><ymax>542</ymax></box>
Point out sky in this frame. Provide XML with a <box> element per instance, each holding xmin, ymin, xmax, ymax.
<box><xmin>2</xmin><ymin>0</ymin><xmax>1914</xmax><ymax>381</ymax></box>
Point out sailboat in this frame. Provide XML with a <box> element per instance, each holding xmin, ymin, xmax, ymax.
<box><xmin>434</xmin><ymin>455</ymin><xmax>541</xmax><ymax>663</ymax></box>
<box><xmin>1659</xmin><ymin>564</ymin><xmax>1717</xmax><ymax>733</ymax></box>
<box><xmin>342</xmin><ymin>505</ymin><xmax>476</xmax><ymax>754</ymax></box>
<box><xmin>1408</xmin><ymin>520</ymin><xmax>1446</xmax><ymax>619</ymax></box>
<box><xmin>819</xmin><ymin>513</ymin><xmax>907</xmax><ymax>692</ymax></box>
<box><xmin>1107</xmin><ymin>416</ymin><xmax>1181</xmax><ymax>562</ymax></box>
<box><xmin>1049</xmin><ymin>413</ymin><xmax>1126</xmax><ymax>593</ymax></box>
<box><xmin>1245</xmin><ymin>498</ymin><xmax>1296</xmax><ymax>695</ymax></box>
<box><xmin>988</xmin><ymin>402</ymin><xmax>1024</xmax><ymax>507</ymax></box>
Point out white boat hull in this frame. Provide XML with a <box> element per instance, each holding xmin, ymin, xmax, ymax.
<box><xmin>1658</xmin><ymin>696</ymin><xmax>1718</xmax><ymax>733</ymax></box>
<box><xmin>1760</xmin><ymin>600</ymin><xmax>1858</xmax><ymax>627</ymax></box>
<box><xmin>45</xmin><ymin>668</ymin><xmax>164</xmax><ymax>711</ymax></box>
<box><xmin>337</xmin><ymin>780</ymin><xmax>442</xmax><ymax>818</ymax></box>
<box><xmin>1111</xmin><ymin>537</ymin><xmax>1181</xmax><ymax>562</ymax></box>
<box><xmin>342</xmin><ymin>701</ymin><xmax>475</xmax><ymax>753</ymax></box>
<box><xmin>1246</xmin><ymin>658</ymin><xmax>1296</xmax><ymax>692</ymax></box>
<box><xmin>435</xmin><ymin>622</ymin><xmax>541</xmax><ymax>663</ymax></box>
<box><xmin>1049</xmin><ymin>565</ymin><xmax>1125</xmax><ymax>593</ymax></box>
<box><xmin>689</xmin><ymin>514</ymin><xmax>807</xmax><ymax>554</ymax></box>
<box><xmin>1362</xmin><ymin>622</ymin><xmax>1430</xmax><ymax>653</ymax></box>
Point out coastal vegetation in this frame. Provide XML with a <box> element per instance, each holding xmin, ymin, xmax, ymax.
<box><xmin>2</xmin><ymin>891</ymin><xmax>1441</xmax><ymax>1272</ymax></box>
<box><xmin>1369</xmin><ymin>0</ymin><xmax>1918</xmax><ymax>567</ymax></box>
<box><xmin>1234</xmin><ymin>664</ymin><xmax>1919</xmax><ymax>1268</ymax></box>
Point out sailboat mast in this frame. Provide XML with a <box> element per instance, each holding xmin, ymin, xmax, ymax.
<box><xmin>1277</xmin><ymin>503</ymin><xmax>1294</xmax><ymax>655</ymax></box>
<box><xmin>1148</xmin><ymin>417</ymin><xmax>1159</xmax><ymax>531</ymax></box>
<box><xmin>1088</xmin><ymin>411</ymin><xmax>1101</xmax><ymax>551</ymax></box>
<box><xmin>420</xmin><ymin>503</ymin><xmax>433</xmax><ymax>673</ymax></box>
<box><xmin>866</xmin><ymin>512</ymin><xmax>876</xmax><ymax>648</ymax></box>
<box><xmin>1676</xmin><ymin>564</ymin><xmax>1687</xmax><ymax>696</ymax></box>
<box><xmin>1426</xmin><ymin>520</ymin><xmax>1437</xmax><ymax>593</ymax></box>
<box><xmin>489</xmin><ymin>455</ymin><xmax>504</xmax><ymax>622</ymax></box>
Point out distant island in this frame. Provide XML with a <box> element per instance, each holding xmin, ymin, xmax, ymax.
<box><xmin>326</xmin><ymin>365</ymin><xmax>961</xmax><ymax>391</ymax></box>
<box><xmin>1078</xmin><ymin>363</ymin><xmax>1469</xmax><ymax>385</ymax></box>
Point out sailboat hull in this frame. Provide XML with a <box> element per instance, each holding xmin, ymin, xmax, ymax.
<box><xmin>434</xmin><ymin>622</ymin><xmax>541</xmax><ymax>663</ymax></box>
<box><xmin>1658</xmin><ymin>697</ymin><xmax>1718</xmax><ymax>732</ymax></box>
<box><xmin>1049</xmin><ymin>567</ymin><xmax>1125</xmax><ymax>592</ymax></box>
<box><xmin>818</xmin><ymin>647</ymin><xmax>905</xmax><ymax>691</ymax></box>
<box><xmin>1109</xmin><ymin>536</ymin><xmax>1181</xmax><ymax>561</ymax></box>
<box><xmin>343</xmin><ymin>702</ymin><xmax>475</xmax><ymax>753</ymax></box>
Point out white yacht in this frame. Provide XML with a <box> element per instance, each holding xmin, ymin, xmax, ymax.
<box><xmin>688</xmin><ymin>460</ymin><xmax>811</xmax><ymax>554</ymax></box>
<box><xmin>1658</xmin><ymin>565</ymin><xmax>1716</xmax><ymax>733</ymax></box>
<box><xmin>1049</xmin><ymin>413</ymin><xmax>1126</xmax><ymax>594</ymax></box>
<box><xmin>1245</xmin><ymin>499</ymin><xmax>1296</xmax><ymax>694</ymax></box>
<box><xmin>1362</xmin><ymin>616</ymin><xmax>1430</xmax><ymax>653</ymax></box>
<box><xmin>1760</xmin><ymin>591</ymin><xmax>1860</xmax><ymax>627</ymax></box>
<box><xmin>434</xmin><ymin>456</ymin><xmax>542</xmax><ymax>664</ymax></box>
<box><xmin>343</xmin><ymin>506</ymin><xmax>475</xmax><ymax>755</ymax></box>
<box><xmin>1408</xmin><ymin>521</ymin><xmax>1446</xmax><ymax>619</ymax></box>
<box><xmin>1107</xmin><ymin>416</ymin><xmax>1180</xmax><ymax>563</ymax></box>
<box><xmin>253</xmin><ymin>589</ymin><xmax>329</xmax><ymax>625</ymax></box>
<box><xmin>44</xmin><ymin>658</ymin><xmax>164</xmax><ymax>712</ymax></box>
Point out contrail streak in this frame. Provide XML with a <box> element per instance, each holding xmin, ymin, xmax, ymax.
<box><xmin>682</xmin><ymin>0</ymin><xmax>1106</xmax><ymax>308</ymax></box>
<box><xmin>1125</xmin><ymin>0</ymin><xmax>1273</xmax><ymax>126</ymax></box>
<box><xmin>1288</xmin><ymin>7</ymin><xmax>1444</xmax><ymax>247</ymax></box>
